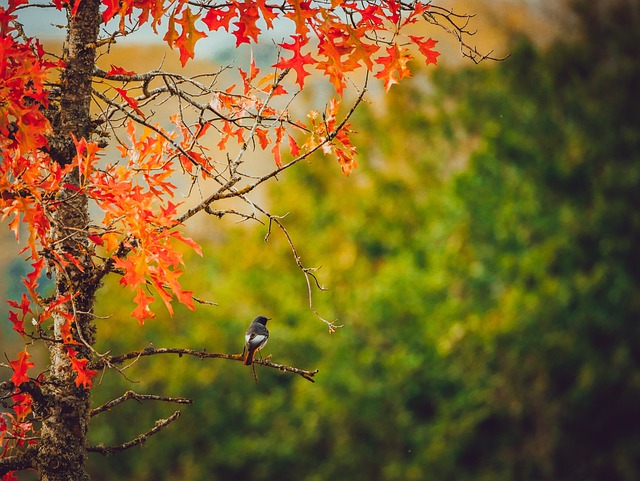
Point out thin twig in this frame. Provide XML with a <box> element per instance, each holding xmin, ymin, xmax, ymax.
<box><xmin>263</xmin><ymin>211</ymin><xmax>341</xmax><ymax>333</ymax></box>
<box><xmin>90</xmin><ymin>390</ymin><xmax>193</xmax><ymax>417</ymax></box>
<box><xmin>175</xmin><ymin>79</ymin><xmax>368</xmax><ymax>227</ymax></box>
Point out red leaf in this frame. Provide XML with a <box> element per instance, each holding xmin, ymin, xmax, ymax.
<box><xmin>408</xmin><ymin>35</ymin><xmax>440</xmax><ymax>66</ymax></box>
<box><xmin>2</xmin><ymin>470</ymin><xmax>19</xmax><ymax>481</ymax></box>
<box><xmin>9</xmin><ymin>310</ymin><xmax>25</xmax><ymax>335</ymax></box>
<box><xmin>285</xmin><ymin>0</ymin><xmax>316</xmax><ymax>36</ymax></box>
<box><xmin>173</xmin><ymin>8</ymin><xmax>207</xmax><ymax>66</ymax></box>
<box><xmin>66</xmin><ymin>348</ymin><xmax>97</xmax><ymax>389</ymax></box>
<box><xmin>7</xmin><ymin>293</ymin><xmax>31</xmax><ymax>336</ymax></box>
<box><xmin>106</xmin><ymin>65</ymin><xmax>137</xmax><ymax>77</ymax></box>
<box><xmin>273</xmin><ymin>35</ymin><xmax>315</xmax><ymax>89</ymax></box>
<box><xmin>233</xmin><ymin>3</ymin><xmax>262</xmax><ymax>45</ymax></box>
<box><xmin>402</xmin><ymin>1</ymin><xmax>430</xmax><ymax>26</ymax></box>
<box><xmin>114</xmin><ymin>88</ymin><xmax>146</xmax><ymax>118</ymax></box>
<box><xmin>239</xmin><ymin>52</ymin><xmax>260</xmax><ymax>94</ymax></box>
<box><xmin>102</xmin><ymin>0</ymin><xmax>120</xmax><ymax>23</ymax></box>
<box><xmin>7</xmin><ymin>293</ymin><xmax>31</xmax><ymax>316</ymax></box>
<box><xmin>202</xmin><ymin>5</ymin><xmax>237</xmax><ymax>31</ymax></box>
<box><xmin>232</xmin><ymin>21</ymin><xmax>252</xmax><ymax>46</ymax></box>
<box><xmin>382</xmin><ymin>0</ymin><xmax>401</xmax><ymax>24</ymax></box>
<box><xmin>88</xmin><ymin>233</ymin><xmax>104</xmax><ymax>246</ymax></box>
<box><xmin>288</xmin><ymin>133</ymin><xmax>300</xmax><ymax>157</ymax></box>
<box><xmin>271</xmin><ymin>124</ymin><xmax>285</xmax><ymax>167</ymax></box>
<box><xmin>9</xmin><ymin>350</ymin><xmax>34</xmax><ymax>387</ymax></box>
<box><xmin>132</xmin><ymin>287</ymin><xmax>156</xmax><ymax>324</ymax></box>
<box><xmin>374</xmin><ymin>44</ymin><xmax>413</xmax><ymax>91</ymax></box>
<box><xmin>22</xmin><ymin>258</ymin><xmax>44</xmax><ymax>302</ymax></box>
<box><xmin>357</xmin><ymin>4</ymin><xmax>385</xmax><ymax>27</ymax></box>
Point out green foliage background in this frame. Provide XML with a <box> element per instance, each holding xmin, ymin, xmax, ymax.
<box><xmin>87</xmin><ymin>2</ymin><xmax>640</xmax><ymax>480</ymax></box>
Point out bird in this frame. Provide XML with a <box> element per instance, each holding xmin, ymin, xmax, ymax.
<box><xmin>244</xmin><ymin>316</ymin><xmax>270</xmax><ymax>365</ymax></box>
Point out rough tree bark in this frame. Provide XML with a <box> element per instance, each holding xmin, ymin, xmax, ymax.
<box><xmin>35</xmin><ymin>1</ymin><xmax>101</xmax><ymax>479</ymax></box>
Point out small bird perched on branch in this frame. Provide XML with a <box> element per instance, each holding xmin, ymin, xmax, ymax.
<box><xmin>244</xmin><ymin>316</ymin><xmax>270</xmax><ymax>365</ymax></box>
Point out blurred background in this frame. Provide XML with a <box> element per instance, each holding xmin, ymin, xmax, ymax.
<box><xmin>2</xmin><ymin>0</ymin><xmax>640</xmax><ymax>480</ymax></box>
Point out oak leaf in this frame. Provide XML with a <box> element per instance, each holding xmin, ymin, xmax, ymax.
<box><xmin>66</xmin><ymin>348</ymin><xmax>97</xmax><ymax>389</ymax></box>
<box><xmin>408</xmin><ymin>35</ymin><xmax>440</xmax><ymax>65</ymax></box>
<box><xmin>9</xmin><ymin>350</ymin><xmax>34</xmax><ymax>387</ymax></box>
<box><xmin>273</xmin><ymin>35</ymin><xmax>316</xmax><ymax>89</ymax></box>
<box><xmin>374</xmin><ymin>44</ymin><xmax>413</xmax><ymax>91</ymax></box>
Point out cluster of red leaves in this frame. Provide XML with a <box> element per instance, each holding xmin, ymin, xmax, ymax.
<box><xmin>0</xmin><ymin>4</ymin><xmax>66</xmax><ymax>254</ymax></box>
<box><xmin>96</xmin><ymin>0</ymin><xmax>440</xmax><ymax>173</ymax></box>
<box><xmin>1</xmin><ymin>2</ymin><xmax>87</xmax><ymax>460</ymax></box>
<box><xmin>78</xmin><ymin>128</ymin><xmax>203</xmax><ymax>324</ymax></box>
<box><xmin>215</xmin><ymin>54</ymin><xmax>359</xmax><ymax>174</ymax></box>
<box><xmin>99</xmin><ymin>0</ymin><xmax>440</xmax><ymax>90</ymax></box>
<box><xmin>1</xmin><ymin>389</ymin><xmax>35</xmax><ymax>463</ymax></box>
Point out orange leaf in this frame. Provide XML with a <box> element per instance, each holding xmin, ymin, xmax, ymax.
<box><xmin>9</xmin><ymin>350</ymin><xmax>34</xmax><ymax>387</ymax></box>
<box><xmin>271</xmin><ymin>124</ymin><xmax>285</xmax><ymax>167</ymax></box>
<box><xmin>163</xmin><ymin>10</ymin><xmax>178</xmax><ymax>46</ymax></box>
<box><xmin>174</xmin><ymin>8</ymin><xmax>207</xmax><ymax>66</ymax></box>
<box><xmin>60</xmin><ymin>316</ymin><xmax>81</xmax><ymax>345</ymax></box>
<box><xmin>132</xmin><ymin>287</ymin><xmax>156</xmax><ymax>324</ymax></box>
<box><xmin>106</xmin><ymin>65</ymin><xmax>137</xmax><ymax>77</ymax></box>
<box><xmin>374</xmin><ymin>44</ymin><xmax>413</xmax><ymax>91</ymax></box>
<box><xmin>255</xmin><ymin>128</ymin><xmax>270</xmax><ymax>150</ymax></box>
<box><xmin>285</xmin><ymin>0</ymin><xmax>316</xmax><ymax>36</ymax></box>
<box><xmin>273</xmin><ymin>35</ymin><xmax>315</xmax><ymax>89</ymax></box>
<box><xmin>408</xmin><ymin>35</ymin><xmax>440</xmax><ymax>66</ymax></box>
<box><xmin>114</xmin><ymin>88</ymin><xmax>146</xmax><ymax>118</ymax></box>
<box><xmin>172</xmin><ymin>231</ymin><xmax>203</xmax><ymax>256</ymax></box>
<box><xmin>288</xmin><ymin>133</ymin><xmax>300</xmax><ymax>157</ymax></box>
<box><xmin>66</xmin><ymin>348</ymin><xmax>97</xmax><ymax>389</ymax></box>
<box><xmin>114</xmin><ymin>254</ymin><xmax>148</xmax><ymax>288</ymax></box>
<box><xmin>102</xmin><ymin>232</ymin><xmax>120</xmax><ymax>252</ymax></box>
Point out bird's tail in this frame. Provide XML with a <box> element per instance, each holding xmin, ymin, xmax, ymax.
<box><xmin>244</xmin><ymin>348</ymin><xmax>255</xmax><ymax>366</ymax></box>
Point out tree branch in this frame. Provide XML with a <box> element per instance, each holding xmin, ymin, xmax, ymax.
<box><xmin>425</xmin><ymin>4</ymin><xmax>509</xmax><ymax>63</ymax></box>
<box><xmin>258</xmin><ymin>356</ymin><xmax>319</xmax><ymax>383</ymax></box>
<box><xmin>87</xmin><ymin>411</ymin><xmax>182</xmax><ymax>455</ymax></box>
<box><xmin>0</xmin><ymin>447</ymin><xmax>37</xmax><ymax>476</ymax></box>
<box><xmin>90</xmin><ymin>390</ymin><xmax>193</xmax><ymax>417</ymax></box>
<box><xmin>175</xmin><ymin>79</ymin><xmax>368</xmax><ymax>227</ymax></box>
<box><xmin>90</xmin><ymin>347</ymin><xmax>318</xmax><ymax>383</ymax></box>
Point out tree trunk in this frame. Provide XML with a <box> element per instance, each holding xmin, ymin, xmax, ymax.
<box><xmin>36</xmin><ymin>1</ymin><xmax>101</xmax><ymax>480</ymax></box>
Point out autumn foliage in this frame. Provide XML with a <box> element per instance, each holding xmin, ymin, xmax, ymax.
<box><xmin>0</xmin><ymin>0</ymin><xmax>450</xmax><ymax>476</ymax></box>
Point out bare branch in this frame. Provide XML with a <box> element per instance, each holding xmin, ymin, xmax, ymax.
<box><xmin>90</xmin><ymin>390</ymin><xmax>193</xmax><ymax>417</ymax></box>
<box><xmin>91</xmin><ymin>347</ymin><xmax>318</xmax><ymax>383</ymax></box>
<box><xmin>87</xmin><ymin>411</ymin><xmax>182</xmax><ymax>455</ymax></box>
<box><xmin>264</xmin><ymin>212</ymin><xmax>341</xmax><ymax>333</ymax></box>
<box><xmin>257</xmin><ymin>356</ymin><xmax>319</xmax><ymax>383</ymax></box>
<box><xmin>424</xmin><ymin>4</ymin><xmax>509</xmax><ymax>62</ymax></box>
